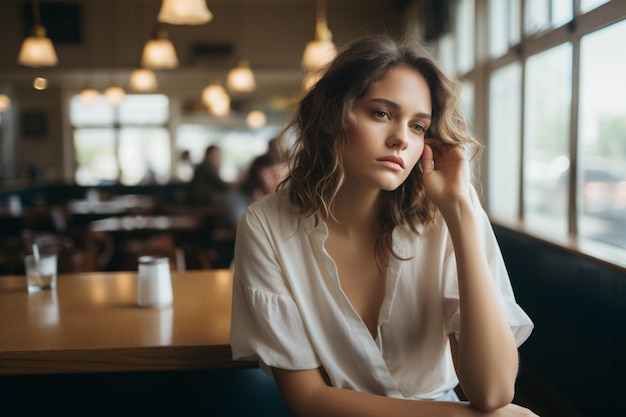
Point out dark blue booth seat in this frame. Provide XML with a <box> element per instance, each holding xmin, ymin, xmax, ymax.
<box><xmin>494</xmin><ymin>224</ymin><xmax>626</xmax><ymax>417</ymax></box>
<box><xmin>0</xmin><ymin>368</ymin><xmax>292</xmax><ymax>417</ymax></box>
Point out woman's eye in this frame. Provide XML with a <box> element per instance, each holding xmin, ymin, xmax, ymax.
<box><xmin>373</xmin><ymin>110</ymin><xmax>389</xmax><ymax>119</ymax></box>
<box><xmin>411</xmin><ymin>123</ymin><xmax>426</xmax><ymax>133</ymax></box>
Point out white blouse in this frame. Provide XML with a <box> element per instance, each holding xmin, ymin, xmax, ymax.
<box><xmin>230</xmin><ymin>189</ymin><xmax>533</xmax><ymax>400</ymax></box>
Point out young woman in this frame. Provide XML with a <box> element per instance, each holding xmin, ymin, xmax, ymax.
<box><xmin>230</xmin><ymin>35</ymin><xmax>537</xmax><ymax>417</ymax></box>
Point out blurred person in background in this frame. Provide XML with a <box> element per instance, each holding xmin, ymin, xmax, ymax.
<box><xmin>188</xmin><ymin>145</ymin><xmax>230</xmax><ymax>205</ymax></box>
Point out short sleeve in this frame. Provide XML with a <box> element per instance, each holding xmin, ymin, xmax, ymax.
<box><xmin>230</xmin><ymin>205</ymin><xmax>320</xmax><ymax>370</ymax></box>
<box><xmin>442</xmin><ymin>187</ymin><xmax>534</xmax><ymax>346</ymax></box>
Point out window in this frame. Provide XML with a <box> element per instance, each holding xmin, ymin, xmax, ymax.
<box><xmin>489</xmin><ymin>0</ymin><xmax>521</xmax><ymax>58</ymax></box>
<box><xmin>524</xmin><ymin>43</ymin><xmax>572</xmax><ymax>237</ymax></box>
<box><xmin>445</xmin><ymin>0</ymin><xmax>626</xmax><ymax>266</ymax></box>
<box><xmin>455</xmin><ymin>0</ymin><xmax>475</xmax><ymax>74</ymax></box>
<box><xmin>578</xmin><ymin>21</ymin><xmax>626</xmax><ymax>249</ymax></box>
<box><xmin>176</xmin><ymin>125</ymin><xmax>281</xmax><ymax>183</ymax></box>
<box><xmin>488</xmin><ymin>63</ymin><xmax>522</xmax><ymax>220</ymax></box>
<box><xmin>71</xmin><ymin>94</ymin><xmax>171</xmax><ymax>186</ymax></box>
<box><xmin>524</xmin><ymin>0</ymin><xmax>572</xmax><ymax>36</ymax></box>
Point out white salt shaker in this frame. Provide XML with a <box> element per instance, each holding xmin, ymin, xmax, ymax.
<box><xmin>137</xmin><ymin>256</ymin><xmax>173</xmax><ymax>308</ymax></box>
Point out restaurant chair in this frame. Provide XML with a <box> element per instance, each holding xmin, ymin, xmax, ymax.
<box><xmin>116</xmin><ymin>233</ymin><xmax>186</xmax><ymax>272</ymax></box>
<box><xmin>21</xmin><ymin>229</ymin><xmax>114</xmax><ymax>273</ymax></box>
<box><xmin>0</xmin><ymin>235</ymin><xmax>23</xmax><ymax>275</ymax></box>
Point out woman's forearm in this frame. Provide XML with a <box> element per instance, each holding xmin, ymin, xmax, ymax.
<box><xmin>442</xmin><ymin>200</ymin><xmax>520</xmax><ymax>411</ymax></box>
<box><xmin>273</xmin><ymin>368</ymin><xmax>510</xmax><ymax>417</ymax></box>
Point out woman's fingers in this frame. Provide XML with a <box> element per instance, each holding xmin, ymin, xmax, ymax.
<box><xmin>420</xmin><ymin>143</ymin><xmax>434</xmax><ymax>174</ymax></box>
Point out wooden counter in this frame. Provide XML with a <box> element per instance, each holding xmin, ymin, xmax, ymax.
<box><xmin>0</xmin><ymin>269</ymin><xmax>252</xmax><ymax>375</ymax></box>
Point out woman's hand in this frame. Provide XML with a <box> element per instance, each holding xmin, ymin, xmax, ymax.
<box><xmin>474</xmin><ymin>403</ymin><xmax>539</xmax><ymax>417</ymax></box>
<box><xmin>420</xmin><ymin>138</ymin><xmax>471</xmax><ymax>213</ymax></box>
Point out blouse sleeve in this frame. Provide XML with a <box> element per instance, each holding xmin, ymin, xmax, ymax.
<box><xmin>441</xmin><ymin>187</ymin><xmax>534</xmax><ymax>346</ymax></box>
<box><xmin>230</xmin><ymin>205</ymin><xmax>320</xmax><ymax>370</ymax></box>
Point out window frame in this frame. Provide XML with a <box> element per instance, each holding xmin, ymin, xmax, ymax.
<box><xmin>448</xmin><ymin>0</ymin><xmax>626</xmax><ymax>269</ymax></box>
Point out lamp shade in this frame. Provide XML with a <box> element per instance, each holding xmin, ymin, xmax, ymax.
<box><xmin>301</xmin><ymin>21</ymin><xmax>336</xmax><ymax>71</ymax></box>
<box><xmin>129</xmin><ymin>68</ymin><xmax>158</xmax><ymax>91</ymax></box>
<box><xmin>246</xmin><ymin>110</ymin><xmax>266</xmax><ymax>129</ymax></box>
<box><xmin>33</xmin><ymin>77</ymin><xmax>48</xmax><ymax>90</ymax></box>
<box><xmin>141</xmin><ymin>31</ymin><xmax>179</xmax><ymax>69</ymax></box>
<box><xmin>18</xmin><ymin>26</ymin><xmax>58</xmax><ymax>68</ymax></box>
<box><xmin>0</xmin><ymin>94</ymin><xmax>11</xmax><ymax>112</ymax></box>
<box><xmin>104</xmin><ymin>85</ymin><xmax>126</xmax><ymax>107</ymax></box>
<box><xmin>80</xmin><ymin>88</ymin><xmax>100</xmax><ymax>106</ymax></box>
<box><xmin>227</xmin><ymin>60</ymin><xmax>256</xmax><ymax>93</ymax></box>
<box><xmin>158</xmin><ymin>0</ymin><xmax>212</xmax><ymax>25</ymax></box>
<box><xmin>202</xmin><ymin>83</ymin><xmax>230</xmax><ymax>116</ymax></box>
<box><xmin>302</xmin><ymin>71</ymin><xmax>322</xmax><ymax>91</ymax></box>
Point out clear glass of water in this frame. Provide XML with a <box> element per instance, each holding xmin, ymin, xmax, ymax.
<box><xmin>24</xmin><ymin>254</ymin><xmax>57</xmax><ymax>293</ymax></box>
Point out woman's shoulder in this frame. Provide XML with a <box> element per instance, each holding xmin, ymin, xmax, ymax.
<box><xmin>242</xmin><ymin>190</ymin><xmax>302</xmax><ymax>229</ymax></box>
<box><xmin>247</xmin><ymin>189</ymin><xmax>291</xmax><ymax>213</ymax></box>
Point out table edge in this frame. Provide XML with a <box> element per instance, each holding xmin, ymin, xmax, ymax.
<box><xmin>0</xmin><ymin>344</ymin><xmax>256</xmax><ymax>375</ymax></box>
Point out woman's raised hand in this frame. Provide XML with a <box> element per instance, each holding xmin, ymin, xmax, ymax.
<box><xmin>420</xmin><ymin>138</ymin><xmax>471</xmax><ymax>214</ymax></box>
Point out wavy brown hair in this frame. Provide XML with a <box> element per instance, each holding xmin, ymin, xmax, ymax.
<box><xmin>281</xmin><ymin>34</ymin><xmax>479</xmax><ymax>262</ymax></box>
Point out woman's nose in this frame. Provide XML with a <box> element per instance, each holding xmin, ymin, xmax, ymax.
<box><xmin>387</xmin><ymin>123</ymin><xmax>409</xmax><ymax>150</ymax></box>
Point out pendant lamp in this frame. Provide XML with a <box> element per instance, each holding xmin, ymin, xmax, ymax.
<box><xmin>104</xmin><ymin>85</ymin><xmax>126</xmax><ymax>107</ymax></box>
<box><xmin>33</xmin><ymin>77</ymin><xmax>48</xmax><ymax>91</ymax></box>
<box><xmin>158</xmin><ymin>0</ymin><xmax>212</xmax><ymax>25</ymax></box>
<box><xmin>0</xmin><ymin>94</ymin><xmax>11</xmax><ymax>112</ymax></box>
<box><xmin>129</xmin><ymin>68</ymin><xmax>158</xmax><ymax>92</ymax></box>
<box><xmin>301</xmin><ymin>0</ymin><xmax>336</xmax><ymax>71</ymax></box>
<box><xmin>141</xmin><ymin>30</ymin><xmax>179</xmax><ymax>69</ymax></box>
<box><xmin>202</xmin><ymin>82</ymin><xmax>230</xmax><ymax>116</ymax></box>
<box><xmin>246</xmin><ymin>110</ymin><xmax>266</xmax><ymax>129</ymax></box>
<box><xmin>227</xmin><ymin>60</ymin><xmax>256</xmax><ymax>93</ymax></box>
<box><xmin>18</xmin><ymin>0</ymin><xmax>58</xmax><ymax>68</ymax></box>
<box><xmin>80</xmin><ymin>87</ymin><xmax>100</xmax><ymax>106</ymax></box>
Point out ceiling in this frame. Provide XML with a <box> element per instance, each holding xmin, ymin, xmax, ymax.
<box><xmin>0</xmin><ymin>0</ymin><xmax>422</xmax><ymax>120</ymax></box>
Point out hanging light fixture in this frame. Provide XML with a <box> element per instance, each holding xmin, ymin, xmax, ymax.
<box><xmin>141</xmin><ymin>29</ymin><xmax>179</xmax><ymax>69</ymax></box>
<box><xmin>302</xmin><ymin>71</ymin><xmax>323</xmax><ymax>91</ymax></box>
<box><xmin>158</xmin><ymin>0</ymin><xmax>212</xmax><ymax>25</ymax></box>
<box><xmin>129</xmin><ymin>68</ymin><xmax>158</xmax><ymax>92</ymax></box>
<box><xmin>202</xmin><ymin>82</ymin><xmax>230</xmax><ymax>116</ymax></box>
<box><xmin>301</xmin><ymin>0</ymin><xmax>336</xmax><ymax>71</ymax></box>
<box><xmin>18</xmin><ymin>0</ymin><xmax>59</xmax><ymax>67</ymax></box>
<box><xmin>102</xmin><ymin>1</ymin><xmax>126</xmax><ymax>107</ymax></box>
<box><xmin>33</xmin><ymin>77</ymin><xmax>48</xmax><ymax>91</ymax></box>
<box><xmin>227</xmin><ymin>1</ymin><xmax>255</xmax><ymax>94</ymax></box>
<box><xmin>227</xmin><ymin>60</ymin><xmax>256</xmax><ymax>93</ymax></box>
<box><xmin>80</xmin><ymin>87</ymin><xmax>100</xmax><ymax>106</ymax></box>
<box><xmin>104</xmin><ymin>85</ymin><xmax>126</xmax><ymax>107</ymax></box>
<box><xmin>246</xmin><ymin>110</ymin><xmax>266</xmax><ymax>129</ymax></box>
<box><xmin>0</xmin><ymin>94</ymin><xmax>11</xmax><ymax>112</ymax></box>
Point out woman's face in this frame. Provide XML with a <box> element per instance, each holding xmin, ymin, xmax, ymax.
<box><xmin>343</xmin><ymin>65</ymin><xmax>432</xmax><ymax>192</ymax></box>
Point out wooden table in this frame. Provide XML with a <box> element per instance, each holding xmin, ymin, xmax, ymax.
<box><xmin>0</xmin><ymin>269</ymin><xmax>251</xmax><ymax>375</ymax></box>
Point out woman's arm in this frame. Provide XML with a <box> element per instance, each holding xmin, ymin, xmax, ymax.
<box><xmin>421</xmin><ymin>141</ymin><xmax>520</xmax><ymax>412</ymax></box>
<box><xmin>272</xmin><ymin>367</ymin><xmax>537</xmax><ymax>417</ymax></box>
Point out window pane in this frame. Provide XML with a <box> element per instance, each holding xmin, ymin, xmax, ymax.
<box><xmin>117</xmin><ymin>94</ymin><xmax>169</xmax><ymax>125</ymax></box>
<box><xmin>579</xmin><ymin>21</ymin><xmax>626</xmax><ymax>249</ymax></box>
<box><xmin>524</xmin><ymin>43</ymin><xmax>572</xmax><ymax>237</ymax></box>
<box><xmin>118</xmin><ymin>127</ymin><xmax>171</xmax><ymax>185</ymax></box>
<box><xmin>525</xmin><ymin>0</ymin><xmax>572</xmax><ymax>36</ymax></box>
<box><xmin>176</xmin><ymin>125</ymin><xmax>281</xmax><ymax>183</ymax></box>
<box><xmin>437</xmin><ymin>34</ymin><xmax>455</xmax><ymax>76</ymax></box>
<box><xmin>69</xmin><ymin>95</ymin><xmax>114</xmax><ymax>126</ymax></box>
<box><xmin>488</xmin><ymin>63</ymin><xmax>522</xmax><ymax>220</ymax></box>
<box><xmin>455</xmin><ymin>0</ymin><xmax>475</xmax><ymax>74</ymax></box>
<box><xmin>74</xmin><ymin>128</ymin><xmax>118</xmax><ymax>185</ymax></box>
<box><xmin>489</xmin><ymin>0</ymin><xmax>521</xmax><ymax>58</ymax></box>
<box><xmin>580</xmin><ymin>0</ymin><xmax>610</xmax><ymax>13</ymax></box>
<box><xmin>459</xmin><ymin>81</ymin><xmax>475</xmax><ymax>132</ymax></box>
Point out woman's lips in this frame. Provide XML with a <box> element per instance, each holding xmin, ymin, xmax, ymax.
<box><xmin>376</xmin><ymin>155</ymin><xmax>405</xmax><ymax>171</ymax></box>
